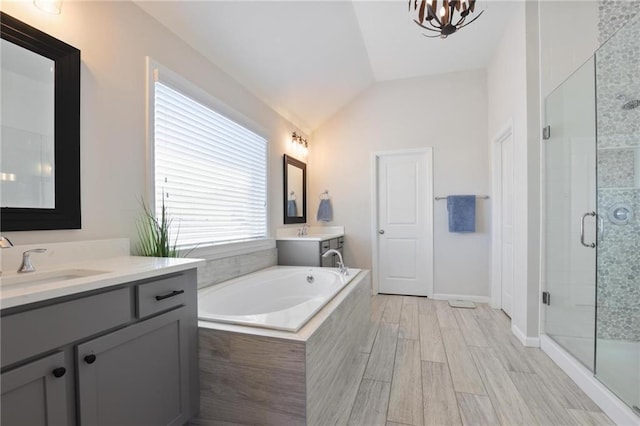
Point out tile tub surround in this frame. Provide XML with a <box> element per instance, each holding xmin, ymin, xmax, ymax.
<box><xmin>195</xmin><ymin>270</ymin><xmax>371</xmax><ymax>425</ymax></box>
<box><xmin>196</xmin><ymin>248</ymin><xmax>277</xmax><ymax>289</ymax></box>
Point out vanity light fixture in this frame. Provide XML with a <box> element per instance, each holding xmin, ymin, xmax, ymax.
<box><xmin>33</xmin><ymin>0</ymin><xmax>62</xmax><ymax>14</ymax></box>
<box><xmin>410</xmin><ymin>0</ymin><xmax>483</xmax><ymax>39</ymax></box>
<box><xmin>291</xmin><ymin>132</ymin><xmax>308</xmax><ymax>157</ymax></box>
<box><xmin>1</xmin><ymin>173</ymin><xmax>16</xmax><ymax>182</ymax></box>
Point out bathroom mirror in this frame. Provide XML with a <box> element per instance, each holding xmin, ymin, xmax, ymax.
<box><xmin>1</xmin><ymin>12</ymin><xmax>81</xmax><ymax>231</ymax></box>
<box><xmin>283</xmin><ymin>154</ymin><xmax>306</xmax><ymax>224</ymax></box>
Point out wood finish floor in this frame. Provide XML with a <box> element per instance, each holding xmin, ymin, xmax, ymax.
<box><xmin>345</xmin><ymin>295</ymin><xmax>613</xmax><ymax>426</ymax></box>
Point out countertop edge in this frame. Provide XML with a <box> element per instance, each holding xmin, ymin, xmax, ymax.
<box><xmin>275</xmin><ymin>233</ymin><xmax>344</xmax><ymax>242</ymax></box>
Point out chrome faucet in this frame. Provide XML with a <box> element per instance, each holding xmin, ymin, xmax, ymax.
<box><xmin>297</xmin><ymin>224</ymin><xmax>310</xmax><ymax>237</ymax></box>
<box><xmin>0</xmin><ymin>236</ymin><xmax>13</xmax><ymax>248</ymax></box>
<box><xmin>1</xmin><ymin>236</ymin><xmax>14</xmax><ymax>276</ymax></box>
<box><xmin>18</xmin><ymin>249</ymin><xmax>47</xmax><ymax>273</ymax></box>
<box><xmin>322</xmin><ymin>249</ymin><xmax>348</xmax><ymax>276</ymax></box>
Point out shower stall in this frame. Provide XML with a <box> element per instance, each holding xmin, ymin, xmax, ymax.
<box><xmin>542</xmin><ymin>13</ymin><xmax>639</xmax><ymax>418</ymax></box>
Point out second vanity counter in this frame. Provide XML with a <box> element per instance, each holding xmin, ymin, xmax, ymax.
<box><xmin>276</xmin><ymin>226</ymin><xmax>345</xmax><ymax>267</ymax></box>
<box><xmin>275</xmin><ymin>225</ymin><xmax>344</xmax><ymax>242</ymax></box>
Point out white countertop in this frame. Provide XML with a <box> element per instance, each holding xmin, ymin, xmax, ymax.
<box><xmin>0</xmin><ymin>256</ymin><xmax>204</xmax><ymax>310</ymax></box>
<box><xmin>275</xmin><ymin>226</ymin><xmax>344</xmax><ymax>242</ymax></box>
<box><xmin>275</xmin><ymin>233</ymin><xmax>344</xmax><ymax>242</ymax></box>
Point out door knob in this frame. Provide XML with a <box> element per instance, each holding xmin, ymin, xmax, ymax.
<box><xmin>84</xmin><ymin>354</ymin><xmax>97</xmax><ymax>364</ymax></box>
<box><xmin>378</xmin><ymin>230</ymin><xmax>385</xmax><ymax>234</ymax></box>
<box><xmin>52</xmin><ymin>367</ymin><xmax>66</xmax><ymax>378</ymax></box>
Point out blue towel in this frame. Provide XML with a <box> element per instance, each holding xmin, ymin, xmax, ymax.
<box><xmin>287</xmin><ymin>200</ymin><xmax>297</xmax><ymax>217</ymax></box>
<box><xmin>317</xmin><ymin>199</ymin><xmax>333</xmax><ymax>222</ymax></box>
<box><xmin>447</xmin><ymin>195</ymin><xmax>476</xmax><ymax>233</ymax></box>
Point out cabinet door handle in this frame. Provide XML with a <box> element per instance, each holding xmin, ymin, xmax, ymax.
<box><xmin>155</xmin><ymin>290</ymin><xmax>185</xmax><ymax>301</ymax></box>
<box><xmin>52</xmin><ymin>367</ymin><xmax>66</xmax><ymax>378</ymax></box>
<box><xmin>84</xmin><ymin>354</ymin><xmax>97</xmax><ymax>364</ymax></box>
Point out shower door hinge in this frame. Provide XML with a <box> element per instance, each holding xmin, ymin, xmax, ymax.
<box><xmin>542</xmin><ymin>291</ymin><xmax>551</xmax><ymax>306</ymax></box>
<box><xmin>542</xmin><ymin>126</ymin><xmax>551</xmax><ymax>140</ymax></box>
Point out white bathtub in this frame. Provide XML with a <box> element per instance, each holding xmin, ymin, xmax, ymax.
<box><xmin>198</xmin><ymin>266</ymin><xmax>361</xmax><ymax>332</ymax></box>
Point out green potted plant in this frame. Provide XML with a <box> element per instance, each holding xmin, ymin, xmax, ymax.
<box><xmin>135</xmin><ymin>197</ymin><xmax>180</xmax><ymax>258</ymax></box>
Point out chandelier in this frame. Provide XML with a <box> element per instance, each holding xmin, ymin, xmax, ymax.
<box><xmin>410</xmin><ymin>0</ymin><xmax>483</xmax><ymax>39</ymax></box>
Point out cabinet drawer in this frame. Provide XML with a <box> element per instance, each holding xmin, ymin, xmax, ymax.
<box><xmin>137</xmin><ymin>274</ymin><xmax>188</xmax><ymax>319</ymax></box>
<box><xmin>320</xmin><ymin>240</ymin><xmax>330</xmax><ymax>253</ymax></box>
<box><xmin>338</xmin><ymin>237</ymin><xmax>344</xmax><ymax>248</ymax></box>
<box><xmin>1</xmin><ymin>288</ymin><xmax>131</xmax><ymax>368</ymax></box>
<box><xmin>329</xmin><ymin>238</ymin><xmax>339</xmax><ymax>249</ymax></box>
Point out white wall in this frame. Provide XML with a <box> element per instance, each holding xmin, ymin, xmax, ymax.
<box><xmin>310</xmin><ymin>70</ymin><xmax>491</xmax><ymax>299</ymax></box>
<box><xmin>487</xmin><ymin>3</ymin><xmax>528</xmax><ymax>327</ymax></box>
<box><xmin>539</xmin><ymin>1</ymin><xmax>599</xmax><ymax>98</ymax></box>
<box><xmin>0</xmin><ymin>1</ymin><xmax>304</xmax><ymax>247</ymax></box>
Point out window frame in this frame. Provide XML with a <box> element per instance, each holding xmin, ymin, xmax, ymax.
<box><xmin>145</xmin><ymin>57</ymin><xmax>272</xmax><ymax>257</ymax></box>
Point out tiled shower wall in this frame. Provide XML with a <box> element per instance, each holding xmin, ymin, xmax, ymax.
<box><xmin>596</xmin><ymin>2</ymin><xmax>640</xmax><ymax>341</ymax></box>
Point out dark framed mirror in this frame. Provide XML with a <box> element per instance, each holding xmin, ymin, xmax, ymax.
<box><xmin>283</xmin><ymin>154</ymin><xmax>306</xmax><ymax>224</ymax></box>
<box><xmin>1</xmin><ymin>12</ymin><xmax>81</xmax><ymax>231</ymax></box>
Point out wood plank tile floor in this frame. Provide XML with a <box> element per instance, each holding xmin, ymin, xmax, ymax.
<box><xmin>345</xmin><ymin>295</ymin><xmax>613</xmax><ymax>426</ymax></box>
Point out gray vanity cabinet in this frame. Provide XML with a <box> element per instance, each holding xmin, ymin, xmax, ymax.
<box><xmin>277</xmin><ymin>236</ymin><xmax>344</xmax><ymax>267</ymax></box>
<box><xmin>0</xmin><ymin>268</ymin><xmax>198</xmax><ymax>426</ymax></box>
<box><xmin>1</xmin><ymin>351</ymin><xmax>69</xmax><ymax>425</ymax></box>
<box><xmin>77</xmin><ymin>307</ymin><xmax>189</xmax><ymax>426</ymax></box>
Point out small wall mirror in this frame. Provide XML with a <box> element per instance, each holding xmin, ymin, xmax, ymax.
<box><xmin>283</xmin><ymin>154</ymin><xmax>306</xmax><ymax>224</ymax></box>
<box><xmin>1</xmin><ymin>12</ymin><xmax>81</xmax><ymax>231</ymax></box>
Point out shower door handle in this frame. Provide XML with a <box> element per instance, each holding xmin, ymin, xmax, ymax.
<box><xmin>580</xmin><ymin>211</ymin><xmax>597</xmax><ymax>248</ymax></box>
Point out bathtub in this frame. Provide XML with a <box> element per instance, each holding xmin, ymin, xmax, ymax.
<box><xmin>198</xmin><ymin>266</ymin><xmax>361</xmax><ymax>332</ymax></box>
<box><xmin>196</xmin><ymin>266</ymin><xmax>371</xmax><ymax>425</ymax></box>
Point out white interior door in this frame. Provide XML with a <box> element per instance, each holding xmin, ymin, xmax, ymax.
<box><xmin>500</xmin><ymin>133</ymin><xmax>514</xmax><ymax>317</ymax></box>
<box><xmin>376</xmin><ymin>150</ymin><xmax>433</xmax><ymax>297</ymax></box>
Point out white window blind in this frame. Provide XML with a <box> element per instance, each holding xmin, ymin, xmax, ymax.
<box><xmin>153</xmin><ymin>81</ymin><xmax>267</xmax><ymax>247</ymax></box>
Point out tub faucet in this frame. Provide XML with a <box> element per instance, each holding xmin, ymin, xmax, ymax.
<box><xmin>18</xmin><ymin>248</ymin><xmax>47</xmax><ymax>273</ymax></box>
<box><xmin>322</xmin><ymin>249</ymin><xmax>348</xmax><ymax>276</ymax></box>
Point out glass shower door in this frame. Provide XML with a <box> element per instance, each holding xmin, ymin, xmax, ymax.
<box><xmin>594</xmin><ymin>14</ymin><xmax>640</xmax><ymax>414</ymax></box>
<box><xmin>543</xmin><ymin>57</ymin><xmax>597</xmax><ymax>371</ymax></box>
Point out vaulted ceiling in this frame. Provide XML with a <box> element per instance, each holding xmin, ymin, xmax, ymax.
<box><xmin>136</xmin><ymin>1</ymin><xmax>518</xmax><ymax>133</ymax></box>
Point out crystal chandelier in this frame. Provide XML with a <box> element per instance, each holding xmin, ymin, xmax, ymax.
<box><xmin>410</xmin><ymin>0</ymin><xmax>484</xmax><ymax>39</ymax></box>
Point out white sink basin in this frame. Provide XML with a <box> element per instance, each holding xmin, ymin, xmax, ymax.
<box><xmin>1</xmin><ymin>269</ymin><xmax>108</xmax><ymax>287</ymax></box>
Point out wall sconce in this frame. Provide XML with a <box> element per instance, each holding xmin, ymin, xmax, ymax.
<box><xmin>291</xmin><ymin>131</ymin><xmax>308</xmax><ymax>157</ymax></box>
<box><xmin>33</xmin><ymin>0</ymin><xmax>62</xmax><ymax>14</ymax></box>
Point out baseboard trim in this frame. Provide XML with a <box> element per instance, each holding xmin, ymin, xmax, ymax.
<box><xmin>540</xmin><ymin>335</ymin><xmax>639</xmax><ymax>426</ymax></box>
<box><xmin>511</xmin><ymin>324</ymin><xmax>539</xmax><ymax>347</ymax></box>
<box><xmin>431</xmin><ymin>293</ymin><xmax>491</xmax><ymax>304</ymax></box>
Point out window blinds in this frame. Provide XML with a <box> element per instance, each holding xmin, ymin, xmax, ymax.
<box><xmin>153</xmin><ymin>81</ymin><xmax>267</xmax><ymax>247</ymax></box>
